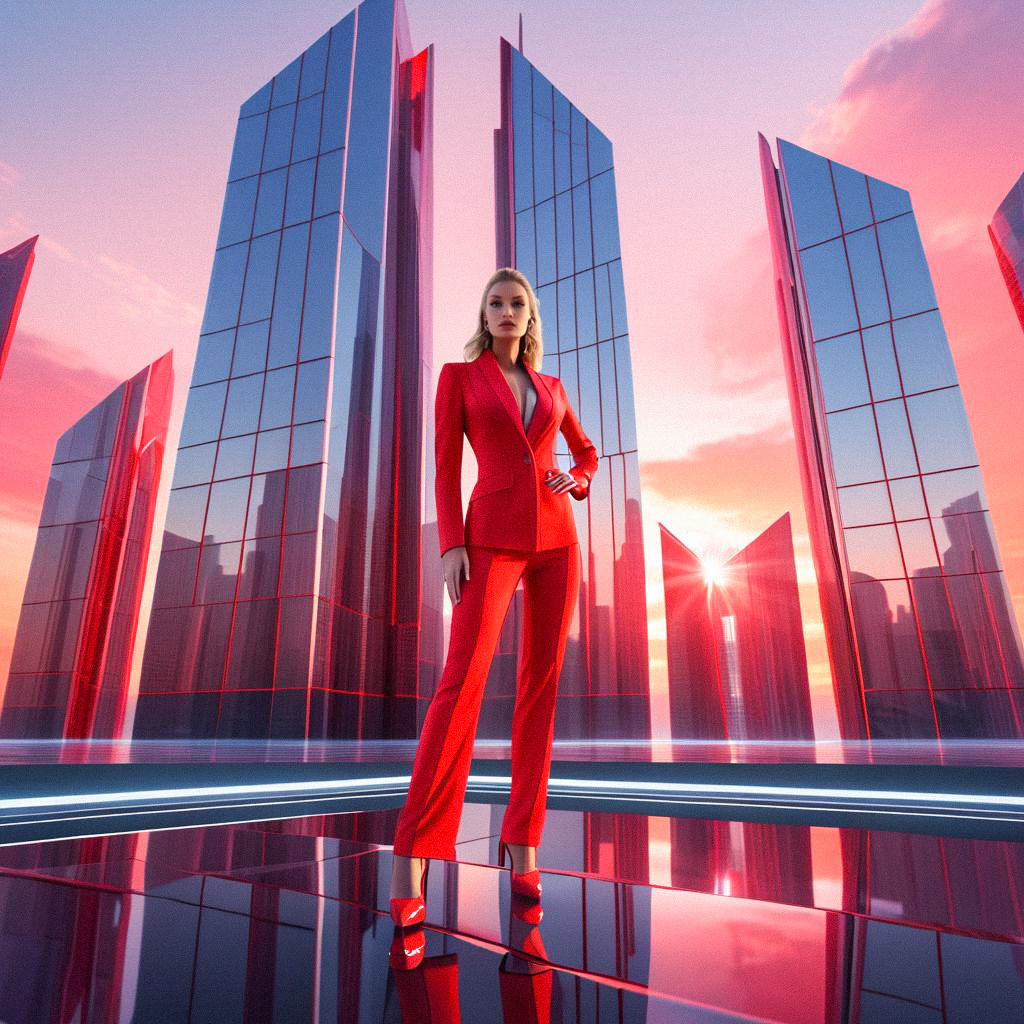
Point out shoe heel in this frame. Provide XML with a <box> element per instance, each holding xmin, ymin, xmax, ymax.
<box><xmin>390</xmin><ymin>856</ymin><xmax>428</xmax><ymax>928</ymax></box>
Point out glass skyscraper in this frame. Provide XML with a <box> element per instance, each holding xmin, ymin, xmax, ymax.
<box><xmin>990</xmin><ymin>172</ymin><xmax>1024</xmax><ymax>335</ymax></box>
<box><xmin>660</xmin><ymin>513</ymin><xmax>814</xmax><ymax>742</ymax></box>
<box><xmin>488</xmin><ymin>36</ymin><xmax>650</xmax><ymax>739</ymax></box>
<box><xmin>0</xmin><ymin>235</ymin><xmax>37</xmax><ymax>381</ymax></box>
<box><xmin>759</xmin><ymin>135</ymin><xmax>1024</xmax><ymax>740</ymax></box>
<box><xmin>1</xmin><ymin>354</ymin><xmax>173</xmax><ymax>739</ymax></box>
<box><xmin>134</xmin><ymin>0</ymin><xmax>438</xmax><ymax>740</ymax></box>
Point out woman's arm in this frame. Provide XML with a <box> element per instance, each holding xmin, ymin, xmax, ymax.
<box><xmin>558</xmin><ymin>379</ymin><xmax>599</xmax><ymax>501</ymax></box>
<box><xmin>435</xmin><ymin>364</ymin><xmax>466</xmax><ymax>555</ymax></box>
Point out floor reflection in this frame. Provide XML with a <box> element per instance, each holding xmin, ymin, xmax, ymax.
<box><xmin>0</xmin><ymin>804</ymin><xmax>1022</xmax><ymax>1021</ymax></box>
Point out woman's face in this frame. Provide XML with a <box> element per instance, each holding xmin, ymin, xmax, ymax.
<box><xmin>484</xmin><ymin>281</ymin><xmax>531</xmax><ymax>340</ymax></box>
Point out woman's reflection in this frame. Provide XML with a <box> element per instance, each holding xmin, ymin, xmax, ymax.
<box><xmin>390</xmin><ymin>904</ymin><xmax>554</xmax><ymax>1022</ymax></box>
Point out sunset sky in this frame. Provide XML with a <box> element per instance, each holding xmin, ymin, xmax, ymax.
<box><xmin>2</xmin><ymin>0</ymin><xmax>1022</xmax><ymax>740</ymax></box>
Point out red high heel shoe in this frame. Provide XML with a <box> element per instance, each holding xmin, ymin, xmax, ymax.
<box><xmin>390</xmin><ymin>857</ymin><xmax>429</xmax><ymax>928</ymax></box>
<box><xmin>389</xmin><ymin>925</ymin><xmax>427</xmax><ymax>971</ymax></box>
<box><xmin>498</xmin><ymin>841</ymin><xmax>542</xmax><ymax>902</ymax></box>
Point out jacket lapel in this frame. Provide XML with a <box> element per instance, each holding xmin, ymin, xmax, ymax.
<box><xmin>477</xmin><ymin>346</ymin><xmax>552</xmax><ymax>445</ymax></box>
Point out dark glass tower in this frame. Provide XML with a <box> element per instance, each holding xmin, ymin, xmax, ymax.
<box><xmin>990</xmin><ymin>172</ymin><xmax>1024</xmax><ymax>335</ymax></box>
<box><xmin>134</xmin><ymin>0</ymin><xmax>438</xmax><ymax>739</ymax></box>
<box><xmin>660</xmin><ymin>513</ymin><xmax>815</xmax><ymax>742</ymax></box>
<box><xmin>759</xmin><ymin>135</ymin><xmax>1024</xmax><ymax>740</ymax></box>
<box><xmin>0</xmin><ymin>235</ymin><xmax>37</xmax><ymax>381</ymax></box>
<box><xmin>488</xmin><ymin>36</ymin><xmax>650</xmax><ymax>740</ymax></box>
<box><xmin>2</xmin><ymin>354</ymin><xmax>173</xmax><ymax>739</ymax></box>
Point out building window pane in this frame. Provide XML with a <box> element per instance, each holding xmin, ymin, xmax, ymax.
<box><xmin>268</xmin><ymin>224</ymin><xmax>309</xmax><ymax>368</ymax></box>
<box><xmin>905</xmin><ymin>388</ymin><xmax>978</xmax><ymax>473</ymax></box>
<box><xmin>877</xmin><ymin>215</ymin><xmax>937</xmax><ymax>318</ymax></box>
<box><xmin>862</xmin><ymin>324</ymin><xmax>901</xmax><ymax>401</ymax></box>
<box><xmin>815</xmin><ymin>332</ymin><xmax>869</xmax><ymax>411</ymax></box>
<box><xmin>240</xmin><ymin>232</ymin><xmax>281</xmax><ymax>324</ymax></box>
<box><xmin>180</xmin><ymin>382</ymin><xmax>227</xmax><ymax>446</ymax></box>
<box><xmin>800</xmin><ymin>238</ymin><xmax>858</xmax><ymax>340</ymax></box>
<box><xmin>875</xmin><ymin>399</ymin><xmax>918</xmax><ymax>478</ymax></box>
<box><xmin>832</xmin><ymin>163</ymin><xmax>872</xmax><ymax>233</ymax></box>
<box><xmin>263</xmin><ymin>104</ymin><xmax>296</xmax><ymax>171</ymax></box>
<box><xmin>891</xmin><ymin>310</ymin><xmax>958</xmax><ymax>395</ymax></box>
<box><xmin>845</xmin><ymin>226</ymin><xmax>889</xmax><ymax>327</ymax></box>
<box><xmin>253</xmin><ymin>169</ymin><xmax>287</xmax><ymax>236</ymax></box>
<box><xmin>294</xmin><ymin>359</ymin><xmax>330</xmax><ymax>423</ymax></box>
<box><xmin>193</xmin><ymin>329</ymin><xmax>234</xmax><ymax>386</ymax></box>
<box><xmin>921</xmin><ymin>467</ymin><xmax>988</xmax><ymax>517</ymax></box>
<box><xmin>535</xmin><ymin>200</ymin><xmax>555</xmax><ymax>286</ymax></box>
<box><xmin>844</xmin><ymin>523</ymin><xmax>904</xmax><ymax>581</ymax></box>
<box><xmin>590</xmin><ymin>170</ymin><xmax>621</xmax><ymax>265</ymax></box>
<box><xmin>284</xmin><ymin>159</ymin><xmax>316</xmax><ymax>226</ymax></box>
<box><xmin>575</xmin><ymin>270</ymin><xmax>596</xmax><ymax>346</ymax></box>
<box><xmin>232</xmin><ymin>321</ymin><xmax>270</xmax><ymax>378</ymax></box>
<box><xmin>214</xmin><ymin>434</ymin><xmax>256</xmax><ymax>481</ymax></box>
<box><xmin>888</xmin><ymin>476</ymin><xmax>927</xmax><ymax>520</ymax></box>
<box><xmin>779</xmin><ymin>140</ymin><xmax>840</xmax><ymax>248</ymax></box>
<box><xmin>201</xmin><ymin>243</ymin><xmax>248</xmax><ymax>334</ymax></box>
<box><xmin>837</xmin><ymin>481</ymin><xmax>892</xmax><ymax>528</ymax></box>
<box><xmin>826</xmin><ymin>406</ymin><xmax>884</xmax><ymax>486</ymax></box>
<box><xmin>222</xmin><ymin>374</ymin><xmax>263</xmax><ymax>438</ymax></box>
<box><xmin>228</xmin><ymin>114</ymin><xmax>267</xmax><ymax>182</ymax></box>
<box><xmin>260</xmin><ymin>366</ymin><xmax>296</xmax><ymax>431</ymax></box>
<box><xmin>218</xmin><ymin>176</ymin><xmax>258</xmax><ymax>247</ymax></box>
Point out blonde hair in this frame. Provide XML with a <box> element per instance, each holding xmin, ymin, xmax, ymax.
<box><xmin>463</xmin><ymin>267</ymin><xmax>544</xmax><ymax>371</ymax></box>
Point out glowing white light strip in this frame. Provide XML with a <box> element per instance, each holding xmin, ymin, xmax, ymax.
<box><xmin>0</xmin><ymin>776</ymin><xmax>411</xmax><ymax>813</ymax></box>
<box><xmin>0</xmin><ymin>774</ymin><xmax>1021</xmax><ymax>822</ymax></box>
<box><xmin>468</xmin><ymin>775</ymin><xmax>1024</xmax><ymax>809</ymax></box>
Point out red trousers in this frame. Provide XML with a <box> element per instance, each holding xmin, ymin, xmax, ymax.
<box><xmin>393</xmin><ymin>542</ymin><xmax>582</xmax><ymax>859</ymax></box>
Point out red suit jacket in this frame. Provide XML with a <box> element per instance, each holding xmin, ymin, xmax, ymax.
<box><xmin>435</xmin><ymin>346</ymin><xmax>599</xmax><ymax>556</ymax></box>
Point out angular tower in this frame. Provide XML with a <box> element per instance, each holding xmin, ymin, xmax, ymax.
<box><xmin>490</xmin><ymin>36</ymin><xmax>650</xmax><ymax>740</ymax></box>
<box><xmin>2</xmin><ymin>353</ymin><xmax>173</xmax><ymax>739</ymax></box>
<box><xmin>990</xmin><ymin>172</ymin><xmax>1024</xmax><ymax>335</ymax></box>
<box><xmin>660</xmin><ymin>513</ymin><xmax>814</xmax><ymax>742</ymax></box>
<box><xmin>759</xmin><ymin>135</ymin><xmax>1024</xmax><ymax>740</ymax></box>
<box><xmin>0</xmin><ymin>235</ymin><xmax>38</xmax><ymax>381</ymax></box>
<box><xmin>134</xmin><ymin>0</ymin><xmax>437</xmax><ymax>739</ymax></box>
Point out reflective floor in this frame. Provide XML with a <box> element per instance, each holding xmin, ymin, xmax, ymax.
<box><xmin>1</xmin><ymin>803</ymin><xmax>1023</xmax><ymax>1021</ymax></box>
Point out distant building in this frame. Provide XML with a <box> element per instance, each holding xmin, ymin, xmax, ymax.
<box><xmin>990</xmin><ymin>171</ymin><xmax>1024</xmax><ymax>334</ymax></box>
<box><xmin>660</xmin><ymin>513</ymin><xmax>814</xmax><ymax>742</ymax></box>
<box><xmin>2</xmin><ymin>354</ymin><xmax>173</xmax><ymax>738</ymax></box>
<box><xmin>0</xmin><ymin>235</ymin><xmax>38</xmax><ymax>380</ymax></box>
<box><xmin>134</xmin><ymin>0</ymin><xmax>439</xmax><ymax>740</ymax></box>
<box><xmin>759</xmin><ymin>135</ymin><xmax>1024</xmax><ymax>739</ymax></box>
<box><xmin>488</xmin><ymin>35</ymin><xmax>650</xmax><ymax>739</ymax></box>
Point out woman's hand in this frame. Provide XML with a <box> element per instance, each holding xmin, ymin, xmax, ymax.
<box><xmin>442</xmin><ymin>546</ymin><xmax>470</xmax><ymax>604</ymax></box>
<box><xmin>544</xmin><ymin>470</ymin><xmax>578</xmax><ymax>495</ymax></box>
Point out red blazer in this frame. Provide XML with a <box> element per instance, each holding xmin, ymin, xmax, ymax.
<box><xmin>435</xmin><ymin>346</ymin><xmax>599</xmax><ymax>556</ymax></box>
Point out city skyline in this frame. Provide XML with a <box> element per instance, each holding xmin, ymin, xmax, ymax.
<box><xmin>2</xmin><ymin>0</ymin><xmax>1023</xmax><ymax>740</ymax></box>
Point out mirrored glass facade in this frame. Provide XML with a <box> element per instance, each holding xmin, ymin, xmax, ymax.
<box><xmin>134</xmin><ymin>0</ymin><xmax>439</xmax><ymax>740</ymax></box>
<box><xmin>660</xmin><ymin>513</ymin><xmax>814</xmax><ymax>743</ymax></box>
<box><xmin>0</xmin><ymin>235</ymin><xmax>37</xmax><ymax>381</ymax></box>
<box><xmin>486</xmin><ymin>37</ymin><xmax>650</xmax><ymax>739</ymax></box>
<box><xmin>760</xmin><ymin>135</ymin><xmax>1024</xmax><ymax>740</ymax></box>
<box><xmin>990</xmin><ymin>171</ymin><xmax>1024</xmax><ymax>335</ymax></box>
<box><xmin>1</xmin><ymin>354</ymin><xmax>173</xmax><ymax>739</ymax></box>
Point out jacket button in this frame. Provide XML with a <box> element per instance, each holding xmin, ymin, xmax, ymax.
<box><xmin>523</xmin><ymin>454</ymin><xmax>531</xmax><ymax>464</ymax></box>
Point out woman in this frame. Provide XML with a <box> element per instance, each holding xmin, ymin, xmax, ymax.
<box><xmin>388</xmin><ymin>267</ymin><xmax>597</xmax><ymax>928</ymax></box>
